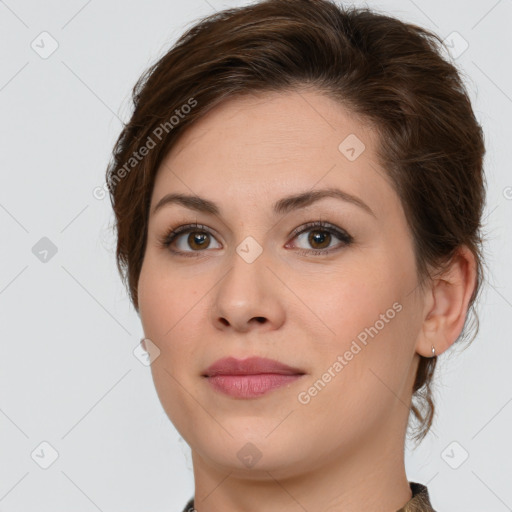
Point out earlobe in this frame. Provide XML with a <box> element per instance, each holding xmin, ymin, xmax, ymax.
<box><xmin>417</xmin><ymin>246</ymin><xmax>477</xmax><ymax>357</ymax></box>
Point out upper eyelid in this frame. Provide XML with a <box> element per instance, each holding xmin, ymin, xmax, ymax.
<box><xmin>290</xmin><ymin>220</ymin><xmax>350</xmax><ymax>237</ymax></box>
<box><xmin>166</xmin><ymin>221</ymin><xmax>350</xmax><ymax>246</ymax></box>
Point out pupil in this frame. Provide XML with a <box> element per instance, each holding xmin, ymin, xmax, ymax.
<box><xmin>309</xmin><ymin>230</ymin><xmax>330</xmax><ymax>249</ymax></box>
<box><xmin>189</xmin><ymin>232</ymin><xmax>209</xmax><ymax>249</ymax></box>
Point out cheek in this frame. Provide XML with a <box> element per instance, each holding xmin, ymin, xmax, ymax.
<box><xmin>292</xmin><ymin>259</ymin><xmax>403</xmax><ymax>346</ymax></box>
<box><xmin>138</xmin><ymin>256</ymin><xmax>209</xmax><ymax>389</ymax></box>
<box><xmin>138</xmin><ymin>261</ymin><xmax>168</xmax><ymax>339</ymax></box>
<box><xmin>137</xmin><ymin>258</ymin><xmax>203</xmax><ymax>428</ymax></box>
<box><xmin>138</xmin><ymin>254</ymin><xmax>198</xmax><ymax>340</ymax></box>
<box><xmin>297</xmin><ymin>252</ymin><xmax>416</xmax><ymax>390</ymax></box>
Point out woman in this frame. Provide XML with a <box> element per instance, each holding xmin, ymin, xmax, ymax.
<box><xmin>105</xmin><ymin>0</ymin><xmax>486</xmax><ymax>510</ymax></box>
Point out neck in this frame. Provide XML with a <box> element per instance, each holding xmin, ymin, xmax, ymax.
<box><xmin>189</xmin><ymin>409</ymin><xmax>413</xmax><ymax>512</ymax></box>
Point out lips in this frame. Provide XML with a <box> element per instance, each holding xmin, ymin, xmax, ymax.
<box><xmin>203</xmin><ymin>357</ymin><xmax>306</xmax><ymax>399</ymax></box>
<box><xmin>203</xmin><ymin>356</ymin><xmax>305</xmax><ymax>377</ymax></box>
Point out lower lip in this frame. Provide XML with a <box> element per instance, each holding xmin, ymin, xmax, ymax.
<box><xmin>205</xmin><ymin>373</ymin><xmax>304</xmax><ymax>398</ymax></box>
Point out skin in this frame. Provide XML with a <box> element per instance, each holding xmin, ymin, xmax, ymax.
<box><xmin>137</xmin><ymin>89</ymin><xmax>476</xmax><ymax>512</ymax></box>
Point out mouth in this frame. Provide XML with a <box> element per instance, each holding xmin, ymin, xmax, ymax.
<box><xmin>202</xmin><ymin>356</ymin><xmax>306</xmax><ymax>399</ymax></box>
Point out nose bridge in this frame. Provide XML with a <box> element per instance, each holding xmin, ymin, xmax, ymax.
<box><xmin>221</xmin><ymin>237</ymin><xmax>268</xmax><ymax>305</ymax></box>
<box><xmin>210</xmin><ymin>236</ymin><xmax>284</xmax><ymax>331</ymax></box>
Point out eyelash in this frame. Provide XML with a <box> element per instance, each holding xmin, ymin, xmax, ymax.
<box><xmin>158</xmin><ymin>220</ymin><xmax>353</xmax><ymax>258</ymax></box>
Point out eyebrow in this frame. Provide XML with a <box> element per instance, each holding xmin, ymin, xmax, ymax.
<box><xmin>152</xmin><ymin>187</ymin><xmax>376</xmax><ymax>218</ymax></box>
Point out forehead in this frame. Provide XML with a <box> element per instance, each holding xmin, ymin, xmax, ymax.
<box><xmin>151</xmin><ymin>90</ymin><xmax>398</xmax><ymax>219</ymax></box>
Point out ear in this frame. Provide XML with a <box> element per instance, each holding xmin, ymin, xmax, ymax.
<box><xmin>416</xmin><ymin>246</ymin><xmax>477</xmax><ymax>357</ymax></box>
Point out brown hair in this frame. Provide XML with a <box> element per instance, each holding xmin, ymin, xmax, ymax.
<box><xmin>106</xmin><ymin>0</ymin><xmax>486</xmax><ymax>443</ymax></box>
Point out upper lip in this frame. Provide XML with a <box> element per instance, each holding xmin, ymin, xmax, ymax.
<box><xmin>203</xmin><ymin>357</ymin><xmax>305</xmax><ymax>377</ymax></box>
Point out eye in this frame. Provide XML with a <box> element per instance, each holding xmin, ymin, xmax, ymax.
<box><xmin>286</xmin><ymin>221</ymin><xmax>353</xmax><ymax>256</ymax></box>
<box><xmin>159</xmin><ymin>223</ymin><xmax>221</xmax><ymax>257</ymax></box>
<box><xmin>159</xmin><ymin>220</ymin><xmax>353</xmax><ymax>258</ymax></box>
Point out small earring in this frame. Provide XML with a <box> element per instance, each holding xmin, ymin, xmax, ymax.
<box><xmin>431</xmin><ymin>344</ymin><xmax>436</xmax><ymax>358</ymax></box>
<box><xmin>140</xmin><ymin>337</ymin><xmax>147</xmax><ymax>352</ymax></box>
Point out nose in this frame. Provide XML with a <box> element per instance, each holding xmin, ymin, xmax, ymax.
<box><xmin>210</xmin><ymin>247</ymin><xmax>286</xmax><ymax>333</ymax></box>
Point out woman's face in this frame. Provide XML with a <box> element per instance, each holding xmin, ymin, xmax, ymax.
<box><xmin>138</xmin><ymin>90</ymin><xmax>426</xmax><ymax>478</ymax></box>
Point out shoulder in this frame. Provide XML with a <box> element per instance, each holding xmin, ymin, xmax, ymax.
<box><xmin>397</xmin><ymin>481</ymin><xmax>437</xmax><ymax>512</ymax></box>
<box><xmin>182</xmin><ymin>483</ymin><xmax>436</xmax><ymax>512</ymax></box>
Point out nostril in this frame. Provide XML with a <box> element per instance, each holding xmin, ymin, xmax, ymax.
<box><xmin>254</xmin><ymin>317</ymin><xmax>266</xmax><ymax>323</ymax></box>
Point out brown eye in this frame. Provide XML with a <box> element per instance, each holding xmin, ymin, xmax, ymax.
<box><xmin>289</xmin><ymin>221</ymin><xmax>353</xmax><ymax>256</ymax></box>
<box><xmin>187</xmin><ymin>231</ymin><xmax>211</xmax><ymax>250</ymax></box>
<box><xmin>161</xmin><ymin>224</ymin><xmax>222</xmax><ymax>255</ymax></box>
<box><xmin>307</xmin><ymin>229</ymin><xmax>332</xmax><ymax>249</ymax></box>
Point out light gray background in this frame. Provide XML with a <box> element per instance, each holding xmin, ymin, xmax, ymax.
<box><xmin>0</xmin><ymin>0</ymin><xmax>511</xmax><ymax>511</ymax></box>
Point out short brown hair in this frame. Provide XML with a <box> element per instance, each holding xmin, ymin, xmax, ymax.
<box><xmin>106</xmin><ymin>0</ymin><xmax>486</xmax><ymax>443</ymax></box>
